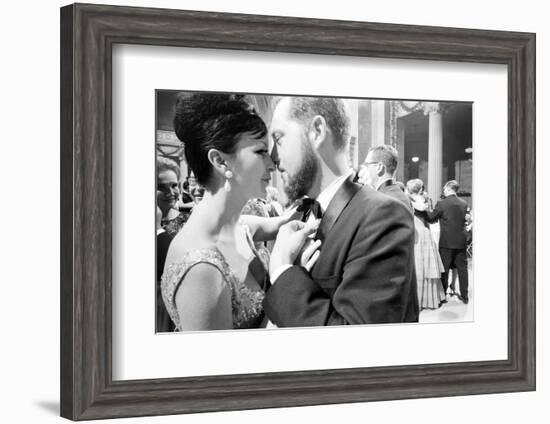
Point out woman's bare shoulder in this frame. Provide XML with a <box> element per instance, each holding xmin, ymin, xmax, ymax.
<box><xmin>165</xmin><ymin>224</ymin><xmax>216</xmax><ymax>264</ymax></box>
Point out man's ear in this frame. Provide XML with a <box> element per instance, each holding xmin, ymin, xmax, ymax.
<box><xmin>309</xmin><ymin>115</ymin><xmax>328</xmax><ymax>149</ymax></box>
<box><xmin>377</xmin><ymin>163</ymin><xmax>386</xmax><ymax>177</ymax></box>
<box><xmin>207</xmin><ymin>148</ymin><xmax>230</xmax><ymax>176</ymax></box>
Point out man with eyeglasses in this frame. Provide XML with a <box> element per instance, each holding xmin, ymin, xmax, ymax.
<box><xmin>358</xmin><ymin>145</ymin><xmax>412</xmax><ymax>209</ymax></box>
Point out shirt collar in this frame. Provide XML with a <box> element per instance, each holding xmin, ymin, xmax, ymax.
<box><xmin>316</xmin><ymin>169</ymin><xmax>354</xmax><ymax>213</ymax></box>
<box><xmin>375</xmin><ymin>177</ymin><xmax>394</xmax><ymax>191</ymax></box>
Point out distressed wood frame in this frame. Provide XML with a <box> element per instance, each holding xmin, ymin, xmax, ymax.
<box><xmin>60</xmin><ymin>3</ymin><xmax>536</xmax><ymax>420</ymax></box>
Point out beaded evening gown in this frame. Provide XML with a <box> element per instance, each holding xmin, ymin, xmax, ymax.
<box><xmin>160</xmin><ymin>226</ymin><xmax>268</xmax><ymax>330</ymax></box>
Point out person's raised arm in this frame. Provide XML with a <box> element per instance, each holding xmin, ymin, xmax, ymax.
<box><xmin>416</xmin><ymin>200</ymin><xmax>442</xmax><ymax>223</ymax></box>
<box><xmin>240</xmin><ymin>203</ymin><xmax>301</xmax><ymax>241</ymax></box>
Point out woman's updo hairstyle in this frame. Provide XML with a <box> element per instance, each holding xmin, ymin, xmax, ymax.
<box><xmin>173</xmin><ymin>93</ymin><xmax>267</xmax><ymax>186</ymax></box>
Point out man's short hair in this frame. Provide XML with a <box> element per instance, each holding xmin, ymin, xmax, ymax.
<box><xmin>286</xmin><ymin>97</ymin><xmax>350</xmax><ymax>150</ymax></box>
<box><xmin>406</xmin><ymin>178</ymin><xmax>423</xmax><ymax>194</ymax></box>
<box><xmin>444</xmin><ymin>180</ymin><xmax>460</xmax><ymax>193</ymax></box>
<box><xmin>367</xmin><ymin>145</ymin><xmax>398</xmax><ymax>176</ymax></box>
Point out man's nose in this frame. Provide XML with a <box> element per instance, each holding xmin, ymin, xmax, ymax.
<box><xmin>270</xmin><ymin>144</ymin><xmax>280</xmax><ymax>168</ymax></box>
<box><xmin>266</xmin><ymin>154</ymin><xmax>276</xmax><ymax>172</ymax></box>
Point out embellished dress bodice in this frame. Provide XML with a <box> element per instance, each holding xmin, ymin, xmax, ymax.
<box><xmin>161</xmin><ymin>241</ymin><xmax>268</xmax><ymax>330</ymax></box>
<box><xmin>161</xmin><ymin>210</ymin><xmax>191</xmax><ymax>237</ymax></box>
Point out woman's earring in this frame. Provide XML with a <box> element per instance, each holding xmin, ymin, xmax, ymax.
<box><xmin>224</xmin><ymin>170</ymin><xmax>233</xmax><ymax>192</ymax></box>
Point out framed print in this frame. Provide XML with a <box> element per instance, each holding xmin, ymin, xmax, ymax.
<box><xmin>60</xmin><ymin>3</ymin><xmax>535</xmax><ymax>420</ymax></box>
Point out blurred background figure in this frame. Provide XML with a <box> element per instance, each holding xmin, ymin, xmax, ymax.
<box><xmin>157</xmin><ymin>156</ymin><xmax>189</xmax><ymax>237</ymax></box>
<box><xmin>187</xmin><ymin>174</ymin><xmax>198</xmax><ymax>194</ymax></box>
<box><xmin>191</xmin><ymin>186</ymin><xmax>205</xmax><ymax>204</ymax></box>
<box><xmin>177</xmin><ymin>179</ymin><xmax>193</xmax><ymax>205</ymax></box>
<box><xmin>417</xmin><ymin>180</ymin><xmax>470</xmax><ymax>304</ymax></box>
<box><xmin>156</xmin><ymin>206</ymin><xmax>175</xmax><ymax>332</ymax></box>
<box><xmin>395</xmin><ymin>181</ymin><xmax>406</xmax><ymax>192</ymax></box>
<box><xmin>265</xmin><ymin>186</ymin><xmax>284</xmax><ymax>217</ymax></box>
<box><xmin>407</xmin><ymin>178</ymin><xmax>446</xmax><ymax>310</ymax></box>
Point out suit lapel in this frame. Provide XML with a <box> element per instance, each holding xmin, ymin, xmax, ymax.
<box><xmin>316</xmin><ymin>176</ymin><xmax>362</xmax><ymax>243</ymax></box>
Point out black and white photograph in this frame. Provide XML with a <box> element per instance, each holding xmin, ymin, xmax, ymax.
<box><xmin>155</xmin><ymin>91</ymin><xmax>473</xmax><ymax>332</ymax></box>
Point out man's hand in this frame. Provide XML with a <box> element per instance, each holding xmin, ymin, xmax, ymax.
<box><xmin>299</xmin><ymin>238</ymin><xmax>322</xmax><ymax>271</ymax></box>
<box><xmin>269</xmin><ymin>219</ymin><xmax>320</xmax><ymax>281</ymax></box>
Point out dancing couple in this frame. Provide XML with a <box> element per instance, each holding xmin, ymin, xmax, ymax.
<box><xmin>161</xmin><ymin>93</ymin><xmax>419</xmax><ymax>331</ymax></box>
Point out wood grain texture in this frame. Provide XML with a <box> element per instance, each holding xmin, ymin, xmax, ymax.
<box><xmin>60</xmin><ymin>3</ymin><xmax>536</xmax><ymax>420</ymax></box>
<box><xmin>60</xmin><ymin>4</ymin><xmax>75</xmax><ymax>419</ymax></box>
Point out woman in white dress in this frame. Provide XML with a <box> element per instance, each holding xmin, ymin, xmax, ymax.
<box><xmin>161</xmin><ymin>93</ymin><xmax>319</xmax><ymax>331</ymax></box>
<box><xmin>406</xmin><ymin>179</ymin><xmax>446</xmax><ymax>310</ymax></box>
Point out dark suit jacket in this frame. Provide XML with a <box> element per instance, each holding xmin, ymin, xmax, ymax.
<box><xmin>157</xmin><ymin>231</ymin><xmax>173</xmax><ymax>281</ymax></box>
<box><xmin>424</xmin><ymin>194</ymin><xmax>469</xmax><ymax>249</ymax></box>
<box><xmin>264</xmin><ymin>176</ymin><xmax>419</xmax><ymax>326</ymax></box>
<box><xmin>157</xmin><ymin>231</ymin><xmax>174</xmax><ymax>332</ymax></box>
<box><xmin>378</xmin><ymin>179</ymin><xmax>412</xmax><ymax>210</ymax></box>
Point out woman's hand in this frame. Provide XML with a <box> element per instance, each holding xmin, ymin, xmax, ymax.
<box><xmin>240</xmin><ymin>199</ymin><xmax>308</xmax><ymax>242</ymax></box>
<box><xmin>280</xmin><ymin>200</ymin><xmax>303</xmax><ymax>223</ymax></box>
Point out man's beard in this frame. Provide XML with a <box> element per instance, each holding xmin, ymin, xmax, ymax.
<box><xmin>283</xmin><ymin>141</ymin><xmax>319</xmax><ymax>203</ymax></box>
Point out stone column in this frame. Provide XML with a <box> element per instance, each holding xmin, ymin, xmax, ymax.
<box><xmin>370</xmin><ymin>100</ymin><xmax>386</xmax><ymax>147</ymax></box>
<box><xmin>396</xmin><ymin>118</ymin><xmax>405</xmax><ymax>182</ymax></box>
<box><xmin>345</xmin><ymin>99</ymin><xmax>359</xmax><ymax>168</ymax></box>
<box><xmin>426</xmin><ymin>102</ymin><xmax>443</xmax><ymax>202</ymax></box>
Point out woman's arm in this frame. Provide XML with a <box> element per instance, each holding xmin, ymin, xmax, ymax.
<box><xmin>174</xmin><ymin>263</ymin><xmax>233</xmax><ymax>330</ymax></box>
<box><xmin>410</xmin><ymin>194</ymin><xmax>427</xmax><ymax>211</ymax></box>
<box><xmin>240</xmin><ymin>204</ymin><xmax>301</xmax><ymax>242</ymax></box>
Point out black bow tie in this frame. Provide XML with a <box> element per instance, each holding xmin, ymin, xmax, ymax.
<box><xmin>297</xmin><ymin>198</ymin><xmax>323</xmax><ymax>222</ymax></box>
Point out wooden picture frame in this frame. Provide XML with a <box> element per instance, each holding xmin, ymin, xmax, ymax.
<box><xmin>60</xmin><ymin>3</ymin><xmax>535</xmax><ymax>420</ymax></box>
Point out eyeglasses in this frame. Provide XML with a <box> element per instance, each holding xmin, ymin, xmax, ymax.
<box><xmin>363</xmin><ymin>161</ymin><xmax>380</xmax><ymax>166</ymax></box>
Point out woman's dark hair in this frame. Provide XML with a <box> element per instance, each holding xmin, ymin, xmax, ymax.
<box><xmin>173</xmin><ymin>93</ymin><xmax>267</xmax><ymax>185</ymax></box>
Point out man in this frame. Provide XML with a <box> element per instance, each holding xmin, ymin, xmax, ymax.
<box><xmin>358</xmin><ymin>145</ymin><xmax>412</xmax><ymax>209</ymax></box>
<box><xmin>420</xmin><ymin>180</ymin><xmax>470</xmax><ymax>304</ymax></box>
<box><xmin>264</xmin><ymin>96</ymin><xmax>419</xmax><ymax>326</ymax></box>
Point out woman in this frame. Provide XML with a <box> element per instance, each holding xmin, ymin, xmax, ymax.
<box><xmin>407</xmin><ymin>179</ymin><xmax>446</xmax><ymax>310</ymax></box>
<box><xmin>156</xmin><ymin>157</ymin><xmax>190</xmax><ymax>237</ymax></box>
<box><xmin>190</xmin><ymin>186</ymin><xmax>205</xmax><ymax>204</ymax></box>
<box><xmin>161</xmin><ymin>93</ymin><xmax>319</xmax><ymax>331</ymax></box>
